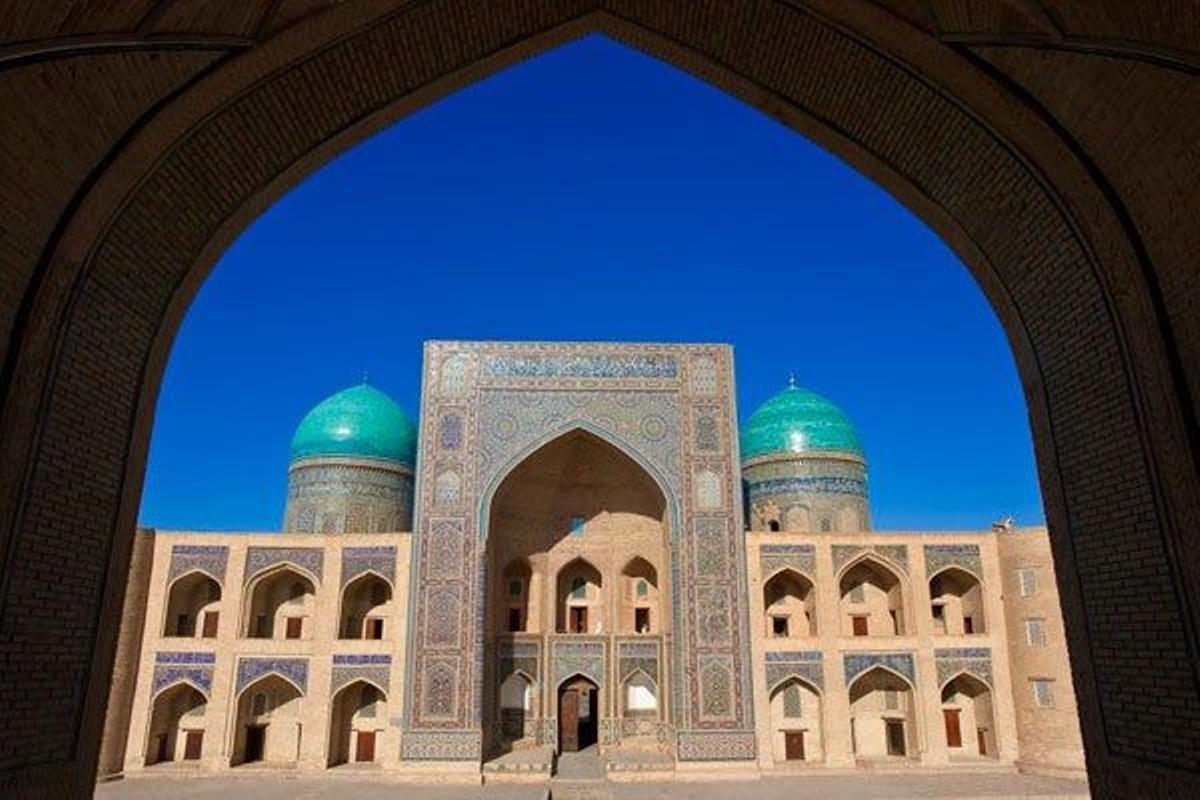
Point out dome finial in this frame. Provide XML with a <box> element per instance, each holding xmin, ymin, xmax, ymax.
<box><xmin>787</xmin><ymin>372</ymin><xmax>797</xmax><ymax>389</ymax></box>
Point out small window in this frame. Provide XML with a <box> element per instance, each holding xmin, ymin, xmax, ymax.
<box><xmin>365</xmin><ymin>617</ymin><xmax>384</xmax><ymax>640</ymax></box>
<box><xmin>1024</xmin><ymin>618</ymin><xmax>1047</xmax><ymax>647</ymax></box>
<box><xmin>508</xmin><ymin>608</ymin><xmax>522</xmax><ymax>632</ymax></box>
<box><xmin>201</xmin><ymin>610</ymin><xmax>219</xmax><ymax>638</ymax></box>
<box><xmin>508</xmin><ymin>579</ymin><xmax>523</xmax><ymax>597</ymax></box>
<box><xmin>771</xmin><ymin>616</ymin><xmax>789</xmax><ymax>637</ymax></box>
<box><xmin>635</xmin><ymin>608</ymin><xmax>650</xmax><ymax>633</ymax></box>
<box><xmin>1032</xmin><ymin>679</ymin><xmax>1055</xmax><ymax>709</ymax></box>
<box><xmin>569</xmin><ymin>515</ymin><xmax>586</xmax><ymax>537</ymax></box>
<box><xmin>931</xmin><ymin>604</ymin><xmax>945</xmax><ymax>619</ymax></box>
<box><xmin>285</xmin><ymin>616</ymin><xmax>303</xmax><ymax>639</ymax></box>
<box><xmin>849</xmin><ymin>584</ymin><xmax>865</xmax><ymax>604</ymax></box>
<box><xmin>1018</xmin><ymin>568</ymin><xmax>1038</xmax><ymax>597</ymax></box>
<box><xmin>636</xmin><ymin>580</ymin><xmax>648</xmax><ymax>598</ymax></box>
<box><xmin>176</xmin><ymin>613</ymin><xmax>192</xmax><ymax>637</ymax></box>
<box><xmin>768</xmin><ymin>520</ymin><xmax>780</xmax><ymax>532</ymax></box>
<box><xmin>963</xmin><ymin>616</ymin><xmax>975</xmax><ymax>634</ymax></box>
<box><xmin>852</xmin><ymin>615</ymin><xmax>868</xmax><ymax>637</ymax></box>
<box><xmin>570</xmin><ymin>577</ymin><xmax>587</xmax><ymax>599</ymax></box>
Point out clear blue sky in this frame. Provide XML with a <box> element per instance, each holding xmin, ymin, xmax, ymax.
<box><xmin>139</xmin><ymin>34</ymin><xmax>1042</xmax><ymax>532</ymax></box>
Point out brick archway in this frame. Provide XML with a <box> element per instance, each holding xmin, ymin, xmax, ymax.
<box><xmin>0</xmin><ymin>2</ymin><xmax>1197</xmax><ymax>797</ymax></box>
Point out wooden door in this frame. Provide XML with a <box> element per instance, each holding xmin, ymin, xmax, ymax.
<box><xmin>570</xmin><ymin>607</ymin><xmax>587</xmax><ymax>633</ymax></box>
<box><xmin>963</xmin><ymin>617</ymin><xmax>975</xmax><ymax>634</ymax></box>
<box><xmin>784</xmin><ymin>730</ymin><xmax>805</xmax><ymax>761</ymax></box>
<box><xmin>943</xmin><ymin>708</ymin><xmax>963</xmax><ymax>748</ymax></box>
<box><xmin>244</xmin><ymin>725</ymin><xmax>265</xmax><ymax>762</ymax></box>
<box><xmin>886</xmin><ymin>720</ymin><xmax>906</xmax><ymax>756</ymax></box>
<box><xmin>285</xmin><ymin>617</ymin><xmax>302</xmax><ymax>639</ymax></box>
<box><xmin>364</xmin><ymin>618</ymin><xmax>383</xmax><ymax>640</ymax></box>
<box><xmin>355</xmin><ymin>730</ymin><xmax>376</xmax><ymax>762</ymax></box>
<box><xmin>976</xmin><ymin>728</ymin><xmax>987</xmax><ymax>756</ymax></box>
<box><xmin>154</xmin><ymin>734</ymin><xmax>169</xmax><ymax>763</ymax></box>
<box><xmin>183</xmin><ymin>730</ymin><xmax>203</xmax><ymax>760</ymax></box>
<box><xmin>202</xmin><ymin>611</ymin><xmax>219</xmax><ymax>638</ymax></box>
<box><xmin>559</xmin><ymin>689</ymin><xmax>580</xmax><ymax>752</ymax></box>
<box><xmin>852</xmin><ymin>615</ymin><xmax>868</xmax><ymax>636</ymax></box>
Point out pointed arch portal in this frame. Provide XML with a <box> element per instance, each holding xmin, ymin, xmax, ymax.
<box><xmin>0</xmin><ymin>3</ymin><xmax>1196</xmax><ymax>795</ymax></box>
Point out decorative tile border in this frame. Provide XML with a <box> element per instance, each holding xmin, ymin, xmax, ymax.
<box><xmin>617</xmin><ymin>639</ymin><xmax>660</xmax><ymax>685</ymax></box>
<box><xmin>935</xmin><ymin>647</ymin><xmax>993</xmax><ymax>688</ymax></box>
<box><xmin>832</xmin><ymin>543</ymin><xmax>909</xmax><ymax>575</ymax></box>
<box><xmin>676</xmin><ymin>731</ymin><xmax>757</xmax><ymax>761</ymax></box>
<box><xmin>331</xmin><ymin>653</ymin><xmax>391</xmax><ymax>695</ymax></box>
<box><xmin>745</xmin><ymin>476</ymin><xmax>867</xmax><ymax>499</ymax></box>
<box><xmin>235</xmin><ymin>656</ymin><xmax>308</xmax><ymax>695</ymax></box>
<box><xmin>168</xmin><ymin>544</ymin><xmax>228</xmax><ymax>585</ymax></box>
<box><xmin>400</xmin><ymin>730</ymin><xmax>481</xmax><ymax>760</ymax></box>
<box><xmin>152</xmin><ymin>651</ymin><xmax>215</xmax><ymax>697</ymax></box>
<box><xmin>843</xmin><ymin>651</ymin><xmax>915</xmax><ymax>687</ymax></box>
<box><xmin>764</xmin><ymin>650</ymin><xmax>824</xmax><ymax>691</ymax></box>
<box><xmin>759</xmin><ymin>544</ymin><xmax>816</xmax><ymax>579</ymax></box>
<box><xmin>553</xmin><ymin>639</ymin><xmax>606</xmax><ymax>687</ymax></box>
<box><xmin>925</xmin><ymin>543</ymin><xmax>983</xmax><ymax>579</ymax></box>
<box><xmin>244</xmin><ymin>547</ymin><xmax>323</xmax><ymax>584</ymax></box>
<box><xmin>340</xmin><ymin>545</ymin><xmax>396</xmax><ymax>588</ymax></box>
<box><xmin>484</xmin><ymin>354</ymin><xmax>678</xmax><ymax>379</ymax></box>
<box><xmin>498</xmin><ymin>639</ymin><xmax>539</xmax><ymax>681</ymax></box>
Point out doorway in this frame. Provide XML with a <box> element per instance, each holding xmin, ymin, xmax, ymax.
<box><xmin>558</xmin><ymin>676</ymin><xmax>599</xmax><ymax>753</ymax></box>
<box><xmin>944</xmin><ymin>708</ymin><xmax>963</xmax><ymax>748</ymax></box>
<box><xmin>244</xmin><ymin>725</ymin><xmax>266</xmax><ymax>763</ymax></box>
<box><xmin>885</xmin><ymin>719</ymin><xmax>906</xmax><ymax>756</ymax></box>
<box><xmin>784</xmin><ymin>730</ymin><xmax>806</xmax><ymax>761</ymax></box>
<box><xmin>355</xmin><ymin>730</ymin><xmax>376</xmax><ymax>762</ymax></box>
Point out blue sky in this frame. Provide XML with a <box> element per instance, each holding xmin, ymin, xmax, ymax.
<box><xmin>139</xmin><ymin>34</ymin><xmax>1042</xmax><ymax>531</ymax></box>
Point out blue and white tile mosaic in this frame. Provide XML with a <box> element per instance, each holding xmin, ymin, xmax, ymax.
<box><xmin>168</xmin><ymin>544</ymin><xmax>228</xmax><ymax>585</ymax></box>
<box><xmin>759</xmin><ymin>544</ymin><xmax>816</xmax><ymax>578</ymax></box>
<box><xmin>236</xmin><ymin>657</ymin><xmax>308</xmax><ymax>695</ymax></box>
<box><xmin>925</xmin><ymin>544</ymin><xmax>983</xmax><ymax>578</ymax></box>
<box><xmin>934</xmin><ymin>647</ymin><xmax>993</xmax><ymax>688</ymax></box>
<box><xmin>152</xmin><ymin>651</ymin><xmax>215</xmax><ymax>697</ymax></box>
<box><xmin>244</xmin><ymin>547</ymin><xmax>323</xmax><ymax>583</ymax></box>
<box><xmin>764</xmin><ymin>650</ymin><xmax>824</xmax><ymax>691</ymax></box>
<box><xmin>331</xmin><ymin>654</ymin><xmax>391</xmax><ymax>695</ymax></box>
<box><xmin>843</xmin><ymin>651</ymin><xmax>916</xmax><ymax>686</ymax></box>
<box><xmin>340</xmin><ymin>545</ymin><xmax>396</xmax><ymax>588</ymax></box>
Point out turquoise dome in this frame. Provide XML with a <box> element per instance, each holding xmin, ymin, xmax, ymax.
<box><xmin>289</xmin><ymin>383</ymin><xmax>417</xmax><ymax>466</ymax></box>
<box><xmin>741</xmin><ymin>383</ymin><xmax>864</xmax><ymax>461</ymax></box>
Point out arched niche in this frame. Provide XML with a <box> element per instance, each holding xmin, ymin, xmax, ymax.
<box><xmin>768</xmin><ymin>677</ymin><xmax>823</xmax><ymax>763</ymax></box>
<box><xmin>558</xmin><ymin>674</ymin><xmax>600</xmax><ymax>754</ymax></box>
<box><xmin>231</xmin><ymin>674</ymin><xmax>303</xmax><ymax>766</ymax></box>
<box><xmin>839</xmin><ymin>557</ymin><xmax>907</xmax><ymax>637</ymax></box>
<box><xmin>327</xmin><ymin>679</ymin><xmax>387</xmax><ymax>767</ymax></box>
<box><xmin>498</xmin><ymin>671</ymin><xmax>537</xmax><ymax>747</ymax></box>
<box><xmin>339</xmin><ymin>572</ymin><xmax>392</xmax><ymax>640</ymax></box>
<box><xmin>497</xmin><ymin>558</ymin><xmax>533</xmax><ymax>634</ymax></box>
<box><xmin>556</xmin><ymin>558</ymin><xmax>603</xmax><ymax>635</ymax></box>
<box><xmin>620</xmin><ymin>556</ymin><xmax>660</xmax><ymax>634</ymax></box>
<box><xmin>163</xmin><ymin>571</ymin><xmax>221</xmax><ymax>638</ymax></box>
<box><xmin>241</xmin><ymin>565</ymin><xmax>317</xmax><ymax>640</ymax></box>
<box><xmin>763</xmin><ymin>568</ymin><xmax>816</xmax><ymax>638</ymax></box>
<box><xmin>144</xmin><ymin>683</ymin><xmax>207</xmax><ymax>766</ymax></box>
<box><xmin>941</xmin><ymin>673</ymin><xmax>998</xmax><ymax>760</ymax></box>
<box><xmin>847</xmin><ymin>667</ymin><xmax>917</xmax><ymax>761</ymax></box>
<box><xmin>929</xmin><ymin>567</ymin><xmax>985</xmax><ymax>636</ymax></box>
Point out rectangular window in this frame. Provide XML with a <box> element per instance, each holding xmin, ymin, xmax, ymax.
<box><xmin>1032</xmin><ymin>679</ymin><xmax>1055</xmax><ymax>709</ymax></box>
<box><xmin>963</xmin><ymin>616</ymin><xmax>975</xmax><ymax>635</ymax></box>
<box><xmin>570</xmin><ymin>606</ymin><xmax>588</xmax><ymax>634</ymax></box>
<box><xmin>635</xmin><ymin>607</ymin><xmax>650</xmax><ymax>633</ymax></box>
<box><xmin>201</xmin><ymin>611</ymin><xmax>219</xmax><ymax>638</ymax></box>
<box><xmin>1018</xmin><ymin>568</ymin><xmax>1038</xmax><ymax>597</ymax></box>
<box><xmin>1025</xmin><ymin>618</ymin><xmax>1047</xmax><ymax>647</ymax></box>
<box><xmin>852</xmin><ymin>615</ymin><xmax>868</xmax><ymax>637</ymax></box>
<box><xmin>569</xmin><ymin>515</ymin><xmax>586</xmax><ymax>537</ymax></box>
<box><xmin>176</xmin><ymin>613</ymin><xmax>192</xmax><ymax>637</ymax></box>
<box><xmin>285</xmin><ymin>616</ymin><xmax>303</xmax><ymax>639</ymax></box>
<box><xmin>508</xmin><ymin>608</ymin><xmax>523</xmax><ymax>632</ymax></box>
<box><xmin>772</xmin><ymin>616</ymin><xmax>790</xmax><ymax>637</ymax></box>
<box><xmin>254</xmin><ymin>614</ymin><xmax>268</xmax><ymax>638</ymax></box>
<box><xmin>365</xmin><ymin>617</ymin><xmax>384</xmax><ymax>640</ymax></box>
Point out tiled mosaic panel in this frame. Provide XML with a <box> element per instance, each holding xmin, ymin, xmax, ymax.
<box><xmin>553</xmin><ymin>639</ymin><xmax>606</xmax><ymax>686</ymax></box>
<box><xmin>924</xmin><ymin>543</ymin><xmax>983</xmax><ymax>578</ymax></box>
<box><xmin>617</xmin><ymin>639</ymin><xmax>660</xmax><ymax>684</ymax></box>
<box><xmin>832</xmin><ymin>543</ymin><xmax>909</xmax><ymax>574</ymax></box>
<box><xmin>843</xmin><ymin>652</ymin><xmax>915</xmax><ymax>686</ymax></box>
<box><xmin>764</xmin><ymin>650</ymin><xmax>824</xmax><ymax>691</ymax></box>
<box><xmin>236</xmin><ymin>657</ymin><xmax>308</xmax><ymax>695</ymax></box>
<box><xmin>483</xmin><ymin>354</ymin><xmax>679</xmax><ymax>379</ymax></box>
<box><xmin>934</xmin><ymin>647</ymin><xmax>993</xmax><ymax>688</ymax></box>
<box><xmin>498</xmin><ymin>639</ymin><xmax>539</xmax><ymax>681</ymax></box>
<box><xmin>759</xmin><ymin>543</ymin><xmax>816</xmax><ymax>578</ymax></box>
<box><xmin>340</xmin><ymin>545</ymin><xmax>396</xmax><ymax>588</ymax></box>
<box><xmin>331</xmin><ymin>653</ymin><xmax>391</xmax><ymax>694</ymax></box>
<box><xmin>152</xmin><ymin>651</ymin><xmax>215</xmax><ymax>697</ymax></box>
<box><xmin>284</xmin><ymin>462</ymin><xmax>414</xmax><ymax>533</ymax></box>
<box><xmin>400</xmin><ymin>731</ymin><xmax>481</xmax><ymax>760</ymax></box>
<box><xmin>244</xmin><ymin>546</ymin><xmax>324</xmax><ymax>583</ymax></box>
<box><xmin>167</xmin><ymin>544</ymin><xmax>228</xmax><ymax>585</ymax></box>
<box><xmin>676</xmin><ymin>731</ymin><xmax>757</xmax><ymax>760</ymax></box>
<box><xmin>745</xmin><ymin>475</ymin><xmax>867</xmax><ymax>500</ymax></box>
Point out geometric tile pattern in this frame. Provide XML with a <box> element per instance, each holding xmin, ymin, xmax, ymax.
<box><xmin>244</xmin><ymin>547</ymin><xmax>323</xmax><ymax>584</ymax></box>
<box><xmin>764</xmin><ymin>650</ymin><xmax>824</xmax><ymax>691</ymax></box>
<box><xmin>235</xmin><ymin>656</ymin><xmax>308</xmax><ymax>695</ymax></box>
<box><xmin>924</xmin><ymin>543</ymin><xmax>983</xmax><ymax>579</ymax></box>
<box><xmin>832</xmin><ymin>543</ymin><xmax>909</xmax><ymax>575</ymax></box>
<box><xmin>167</xmin><ymin>544</ymin><xmax>228</xmax><ymax>586</ymax></box>
<box><xmin>553</xmin><ymin>639</ymin><xmax>606</xmax><ymax>687</ymax></box>
<box><xmin>934</xmin><ymin>647</ymin><xmax>993</xmax><ymax>689</ymax></box>
<box><xmin>331</xmin><ymin>653</ymin><xmax>391</xmax><ymax>695</ymax></box>
<box><xmin>340</xmin><ymin>545</ymin><xmax>396</xmax><ymax>588</ymax></box>
<box><xmin>759</xmin><ymin>543</ymin><xmax>816</xmax><ymax>579</ymax></box>
<box><xmin>152</xmin><ymin>651</ymin><xmax>215</xmax><ymax>697</ymax></box>
<box><xmin>617</xmin><ymin>639</ymin><xmax>660</xmax><ymax>685</ymax></box>
<box><xmin>843</xmin><ymin>651</ymin><xmax>915</xmax><ymax>687</ymax></box>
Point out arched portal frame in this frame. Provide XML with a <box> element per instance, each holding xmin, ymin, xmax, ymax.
<box><xmin>766</xmin><ymin>675</ymin><xmax>825</xmax><ymax>764</ymax></box>
<box><xmin>845</xmin><ymin>665</ymin><xmax>923</xmax><ymax>760</ymax></box>
<box><xmin>836</xmin><ymin>554</ymin><xmax>912</xmax><ymax>637</ymax></box>
<box><xmin>338</xmin><ymin>569</ymin><xmax>394</xmax><ymax>640</ymax></box>
<box><xmin>556</xmin><ymin>672</ymin><xmax>602</xmax><ymax>754</ymax></box>
<box><xmin>927</xmin><ymin>565</ymin><xmax>987</xmax><ymax>636</ymax></box>
<box><xmin>939</xmin><ymin>671</ymin><xmax>999</xmax><ymax>759</ymax></box>
<box><xmin>619</xmin><ymin>668</ymin><xmax>660</xmax><ymax>721</ymax></box>
<box><xmin>2</xmin><ymin>3</ymin><xmax>1196</xmax><ymax>792</ymax></box>
<box><xmin>239</xmin><ymin>563</ymin><xmax>319</xmax><ymax>640</ymax></box>
<box><xmin>327</xmin><ymin>678</ymin><xmax>389</xmax><ymax>767</ymax></box>
<box><xmin>161</xmin><ymin>569</ymin><xmax>223</xmax><ymax>638</ymax></box>
<box><xmin>226</xmin><ymin>671</ymin><xmax>306</xmax><ymax>767</ymax></box>
<box><xmin>762</xmin><ymin>567</ymin><xmax>818</xmax><ymax>639</ymax></box>
<box><xmin>453</xmin><ymin>422</ymin><xmax>688</xmax><ymax>731</ymax></box>
<box><xmin>143</xmin><ymin>681</ymin><xmax>208</xmax><ymax>766</ymax></box>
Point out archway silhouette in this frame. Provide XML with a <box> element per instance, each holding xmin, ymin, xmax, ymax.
<box><xmin>0</xmin><ymin>4</ymin><xmax>1195</xmax><ymax>796</ymax></box>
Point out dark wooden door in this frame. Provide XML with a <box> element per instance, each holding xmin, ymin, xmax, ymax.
<box><xmin>286</xmin><ymin>617</ymin><xmax>302</xmax><ymax>639</ymax></box>
<box><xmin>355</xmin><ymin>730</ymin><xmax>376</xmax><ymax>762</ymax></box>
<box><xmin>943</xmin><ymin>708</ymin><xmax>963</xmax><ymax>748</ymax></box>
<box><xmin>155</xmin><ymin>734</ymin><xmax>169</xmax><ymax>763</ymax></box>
<box><xmin>976</xmin><ymin>728</ymin><xmax>987</xmax><ymax>755</ymax></box>
<box><xmin>886</xmin><ymin>720</ymin><xmax>906</xmax><ymax>756</ymax></box>
<box><xmin>570</xmin><ymin>607</ymin><xmax>587</xmax><ymax>633</ymax></box>
<box><xmin>963</xmin><ymin>617</ymin><xmax>975</xmax><ymax>634</ymax></box>
<box><xmin>560</xmin><ymin>689</ymin><xmax>580</xmax><ymax>752</ymax></box>
<box><xmin>183</xmin><ymin>730</ymin><xmax>203</xmax><ymax>760</ymax></box>
<box><xmin>784</xmin><ymin>731</ymin><xmax>805</xmax><ymax>761</ymax></box>
<box><xmin>852</xmin><ymin>616</ymin><xmax>868</xmax><ymax>636</ymax></box>
<box><xmin>202</xmin><ymin>611</ymin><xmax>219</xmax><ymax>638</ymax></box>
<box><xmin>244</xmin><ymin>725</ymin><xmax>265</xmax><ymax>762</ymax></box>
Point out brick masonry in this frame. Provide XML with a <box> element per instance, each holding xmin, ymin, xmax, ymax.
<box><xmin>0</xmin><ymin>2</ymin><xmax>1197</xmax><ymax>798</ymax></box>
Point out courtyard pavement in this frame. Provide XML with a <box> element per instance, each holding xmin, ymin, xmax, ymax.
<box><xmin>96</xmin><ymin>772</ymin><xmax>1090</xmax><ymax>799</ymax></box>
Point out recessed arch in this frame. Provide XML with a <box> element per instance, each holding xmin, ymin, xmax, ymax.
<box><xmin>940</xmin><ymin>672</ymin><xmax>998</xmax><ymax>759</ymax></box>
<box><xmin>151</xmin><ymin>678</ymin><xmax>210</xmax><ymax>703</ymax></box>
<box><xmin>847</xmin><ymin>665</ymin><xmax>918</xmax><ymax>760</ymax></box>
<box><xmin>338</xmin><ymin>570</ymin><xmax>392</xmax><ymax>640</ymax></box>
<box><xmin>241</xmin><ymin>564</ymin><xmax>317</xmax><ymax>640</ymax></box>
<box><xmin>763</xmin><ymin>567</ymin><xmax>817</xmax><ymax>638</ymax></box>
<box><xmin>327</xmin><ymin>678</ymin><xmax>388</xmax><ymax>767</ymax></box>
<box><xmin>839</xmin><ymin>556</ymin><xmax>909</xmax><ymax>637</ymax></box>
<box><xmin>929</xmin><ymin>566</ymin><xmax>986</xmax><ymax>635</ymax></box>
<box><xmin>0</xmin><ymin>3</ymin><xmax>1196</xmax><ymax>791</ymax></box>
<box><xmin>230</xmin><ymin>673</ymin><xmax>304</xmax><ymax>766</ymax></box>
<box><xmin>143</xmin><ymin>682</ymin><xmax>207</xmax><ymax>767</ymax></box>
<box><xmin>768</xmin><ymin>675</ymin><xmax>824</xmax><ymax>763</ymax></box>
<box><xmin>162</xmin><ymin>569</ymin><xmax>221</xmax><ymax>638</ymax></box>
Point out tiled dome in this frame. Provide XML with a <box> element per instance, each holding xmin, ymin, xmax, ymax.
<box><xmin>741</xmin><ymin>382</ymin><xmax>863</xmax><ymax>461</ymax></box>
<box><xmin>289</xmin><ymin>383</ymin><xmax>417</xmax><ymax>466</ymax></box>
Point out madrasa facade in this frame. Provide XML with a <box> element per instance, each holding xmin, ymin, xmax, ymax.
<box><xmin>99</xmin><ymin>341</ymin><xmax>1086</xmax><ymax>783</ymax></box>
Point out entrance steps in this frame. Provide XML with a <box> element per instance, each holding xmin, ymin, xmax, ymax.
<box><xmin>482</xmin><ymin>745</ymin><xmax>555</xmax><ymax>783</ymax></box>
